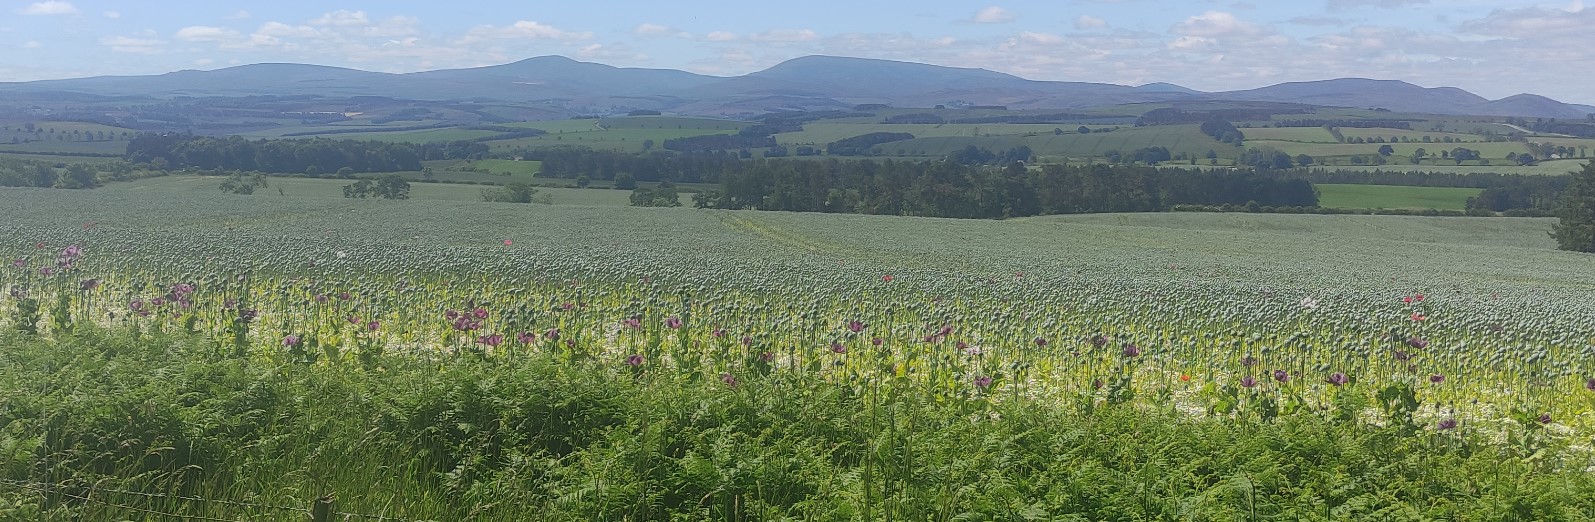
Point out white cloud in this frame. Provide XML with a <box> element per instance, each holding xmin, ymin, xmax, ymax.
<box><xmin>1328</xmin><ymin>0</ymin><xmax>1428</xmax><ymax>10</ymax></box>
<box><xmin>19</xmin><ymin>1</ymin><xmax>78</xmax><ymax>15</ymax></box>
<box><xmin>311</xmin><ymin>10</ymin><xmax>369</xmax><ymax>27</ymax></box>
<box><xmin>226</xmin><ymin>10</ymin><xmax>251</xmax><ymax>20</ymax></box>
<box><xmin>175</xmin><ymin>26</ymin><xmax>242</xmax><ymax>43</ymax></box>
<box><xmin>1171</xmin><ymin>11</ymin><xmax>1266</xmax><ymax>38</ymax></box>
<box><xmin>102</xmin><ymin>10</ymin><xmax>119</xmax><ymax>19</ymax></box>
<box><xmin>1075</xmin><ymin>15</ymin><xmax>1108</xmax><ymax>29</ymax></box>
<box><xmin>459</xmin><ymin>20</ymin><xmax>593</xmax><ymax>43</ymax></box>
<box><xmin>194</xmin><ymin>58</ymin><xmax>214</xmax><ymax>66</ymax></box>
<box><xmin>1018</xmin><ymin>31</ymin><xmax>1065</xmax><ymax>45</ymax></box>
<box><xmin>705</xmin><ymin>31</ymin><xmax>738</xmax><ymax>41</ymax></box>
<box><xmin>100</xmin><ymin>35</ymin><xmax>163</xmax><ymax>54</ymax></box>
<box><xmin>751</xmin><ymin>28</ymin><xmax>819</xmax><ymax>42</ymax></box>
<box><xmin>633</xmin><ymin>23</ymin><xmax>689</xmax><ymax>38</ymax></box>
<box><xmin>23</xmin><ymin>40</ymin><xmax>42</xmax><ymax>49</ymax></box>
<box><xmin>972</xmin><ymin>6</ymin><xmax>1016</xmax><ymax>24</ymax></box>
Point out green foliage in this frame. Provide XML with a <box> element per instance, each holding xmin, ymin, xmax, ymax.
<box><xmin>613</xmin><ymin>172</ymin><xmax>637</xmax><ymax>190</ymax></box>
<box><xmin>218</xmin><ymin>172</ymin><xmax>268</xmax><ymax>195</ymax></box>
<box><xmin>481</xmin><ymin>182</ymin><xmax>538</xmax><ymax>203</ymax></box>
<box><xmin>629</xmin><ymin>181</ymin><xmax>682</xmax><ymax>207</ymax></box>
<box><xmin>1552</xmin><ymin>160</ymin><xmax>1595</xmax><ymax>252</ymax></box>
<box><xmin>343</xmin><ymin>174</ymin><xmax>411</xmax><ymax>199</ymax></box>
<box><xmin>2</xmin><ymin>331</ymin><xmax>1595</xmax><ymax>520</ymax></box>
<box><xmin>4</xmin><ymin>178</ymin><xmax>1595</xmax><ymax>518</ymax></box>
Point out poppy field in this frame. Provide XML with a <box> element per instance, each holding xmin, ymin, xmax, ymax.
<box><xmin>3</xmin><ymin>184</ymin><xmax>1595</xmax><ymax>519</ymax></box>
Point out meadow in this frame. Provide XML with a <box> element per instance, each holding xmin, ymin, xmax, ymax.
<box><xmin>2</xmin><ymin>180</ymin><xmax>1595</xmax><ymax>518</ymax></box>
<box><xmin>787</xmin><ymin>124</ymin><xmax>1226</xmax><ymax>161</ymax></box>
<box><xmin>1315</xmin><ymin>184</ymin><xmax>1481</xmax><ymax>210</ymax></box>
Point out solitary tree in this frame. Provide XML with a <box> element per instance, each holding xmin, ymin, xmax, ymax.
<box><xmin>1551</xmin><ymin>161</ymin><xmax>1595</xmax><ymax>252</ymax></box>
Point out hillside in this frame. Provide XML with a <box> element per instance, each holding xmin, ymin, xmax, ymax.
<box><xmin>2</xmin><ymin>55</ymin><xmax>1590</xmax><ymax>119</ymax></box>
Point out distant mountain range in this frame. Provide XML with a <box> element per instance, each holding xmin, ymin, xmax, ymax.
<box><xmin>3</xmin><ymin>55</ymin><xmax>1592</xmax><ymax>119</ymax></box>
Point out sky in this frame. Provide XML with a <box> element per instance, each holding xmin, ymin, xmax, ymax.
<box><xmin>3</xmin><ymin>0</ymin><xmax>1593</xmax><ymax>104</ymax></box>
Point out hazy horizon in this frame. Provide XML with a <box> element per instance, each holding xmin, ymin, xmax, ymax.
<box><xmin>3</xmin><ymin>0</ymin><xmax>1593</xmax><ymax>105</ymax></box>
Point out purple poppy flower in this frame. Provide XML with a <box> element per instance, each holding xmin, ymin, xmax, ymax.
<box><xmin>477</xmin><ymin>334</ymin><xmax>503</xmax><ymax>347</ymax></box>
<box><xmin>872</xmin><ymin>337</ymin><xmax>883</xmax><ymax>346</ymax></box>
<box><xmin>150</xmin><ymin>297</ymin><xmax>166</xmax><ymax>307</ymax></box>
<box><xmin>9</xmin><ymin>258</ymin><xmax>24</xmax><ymax>269</ymax></box>
<box><xmin>544</xmin><ymin>327</ymin><xmax>560</xmax><ymax>341</ymax></box>
<box><xmin>1122</xmin><ymin>343</ymin><xmax>1141</xmax><ymax>358</ymax></box>
<box><xmin>1585</xmin><ymin>378</ymin><xmax>1595</xmax><ymax>392</ymax></box>
<box><xmin>1437</xmin><ymin>419</ymin><xmax>1457</xmax><ymax>430</ymax></box>
<box><xmin>1538</xmin><ymin>413</ymin><xmax>1552</xmax><ymax>425</ymax></box>
<box><xmin>759</xmin><ymin>351</ymin><xmax>775</xmax><ymax>363</ymax></box>
<box><xmin>621</xmin><ymin>318</ymin><xmax>641</xmax><ymax>330</ymax></box>
<box><xmin>366</xmin><ymin>320</ymin><xmax>380</xmax><ymax>331</ymax></box>
<box><xmin>1241</xmin><ymin>356</ymin><xmax>1257</xmax><ymax>367</ymax></box>
<box><xmin>1430</xmin><ymin>374</ymin><xmax>1445</xmax><ymax>384</ymax></box>
<box><xmin>282</xmin><ymin>335</ymin><xmax>301</xmax><ymax>347</ymax></box>
<box><xmin>1091</xmin><ymin>335</ymin><xmax>1109</xmax><ymax>348</ymax></box>
<box><xmin>1273</xmin><ymin>369</ymin><xmax>1289</xmax><ymax>383</ymax></box>
<box><xmin>338</xmin><ymin>292</ymin><xmax>352</xmax><ymax>301</ymax></box>
<box><xmin>847</xmin><ymin>320</ymin><xmax>866</xmax><ymax>333</ymax></box>
<box><xmin>472</xmin><ymin>307</ymin><xmax>489</xmax><ymax>319</ymax></box>
<box><xmin>129</xmin><ymin>299</ymin><xmax>145</xmax><ymax>311</ymax></box>
<box><xmin>974</xmin><ymin>376</ymin><xmax>993</xmax><ymax>389</ymax></box>
<box><xmin>78</xmin><ymin>278</ymin><xmax>99</xmax><ymax>291</ymax></box>
<box><xmin>38</xmin><ymin>267</ymin><xmax>54</xmax><ymax>277</ymax></box>
<box><xmin>831</xmin><ymin>342</ymin><xmax>847</xmax><ymax>354</ymax></box>
<box><xmin>665</xmin><ymin>316</ymin><xmax>682</xmax><ymax>329</ymax></box>
<box><xmin>720</xmin><ymin>373</ymin><xmax>738</xmax><ymax>387</ymax></box>
<box><xmin>1327</xmin><ymin>372</ymin><xmax>1349</xmax><ymax>386</ymax></box>
<box><xmin>444</xmin><ymin>309</ymin><xmax>460</xmax><ymax>321</ymax></box>
<box><xmin>1406</xmin><ymin>337</ymin><xmax>1428</xmax><ymax>349</ymax></box>
<box><xmin>624</xmin><ymin>354</ymin><xmax>644</xmax><ymax>367</ymax></box>
<box><xmin>1034</xmin><ymin>337</ymin><xmax>1048</xmax><ymax>347</ymax></box>
<box><xmin>712</xmin><ymin>328</ymin><xmax>726</xmax><ymax>338</ymax></box>
<box><xmin>315</xmin><ymin>294</ymin><xmax>329</xmax><ymax>304</ymax></box>
<box><xmin>740</xmin><ymin>335</ymin><xmax>752</xmax><ymax>346</ymax></box>
<box><xmin>1240</xmin><ymin>376</ymin><xmax>1258</xmax><ymax>388</ymax></box>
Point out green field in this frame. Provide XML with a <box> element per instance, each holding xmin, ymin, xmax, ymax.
<box><xmin>117</xmin><ymin>175</ymin><xmax>665</xmax><ymax>205</ymax></box>
<box><xmin>487</xmin><ymin>128</ymin><xmax>738</xmax><ymax>153</ymax></box>
<box><xmin>1316</xmin><ymin>183</ymin><xmax>1482</xmax><ymax>210</ymax></box>
<box><xmin>776</xmin><ymin>123</ymin><xmax>1095</xmax><ymax>145</ymax></box>
<box><xmin>788</xmin><ymin>124</ymin><xmax>1225</xmax><ymax>160</ymax></box>
<box><xmin>311</xmin><ymin>127</ymin><xmax>502</xmax><ymax>143</ymax></box>
<box><xmin>3</xmin><ymin>183</ymin><xmax>1595</xmax><ymax>518</ymax></box>
<box><xmin>1322</xmin><ymin>160</ymin><xmax>1590</xmax><ymax>176</ymax></box>
<box><xmin>1249</xmin><ymin>139</ymin><xmax>1531</xmax><ymax>159</ymax></box>
<box><xmin>0</xmin><ymin>152</ymin><xmax>122</xmax><ymax>164</ymax></box>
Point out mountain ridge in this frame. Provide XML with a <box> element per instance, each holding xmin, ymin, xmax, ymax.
<box><xmin>1</xmin><ymin>55</ymin><xmax>1589</xmax><ymax>119</ymax></box>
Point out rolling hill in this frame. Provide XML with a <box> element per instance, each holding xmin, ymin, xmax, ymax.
<box><xmin>1</xmin><ymin>55</ymin><xmax>1590</xmax><ymax>119</ymax></box>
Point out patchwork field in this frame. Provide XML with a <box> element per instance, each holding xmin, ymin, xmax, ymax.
<box><xmin>1316</xmin><ymin>183</ymin><xmax>1481</xmax><ymax>210</ymax></box>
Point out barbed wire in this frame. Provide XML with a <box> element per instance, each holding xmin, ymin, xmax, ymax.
<box><xmin>0</xmin><ymin>477</ymin><xmax>425</xmax><ymax>521</ymax></box>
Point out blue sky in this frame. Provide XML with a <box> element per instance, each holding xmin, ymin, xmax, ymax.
<box><xmin>4</xmin><ymin>0</ymin><xmax>1593</xmax><ymax>104</ymax></box>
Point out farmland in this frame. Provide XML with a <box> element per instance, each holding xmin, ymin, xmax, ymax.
<box><xmin>1316</xmin><ymin>183</ymin><xmax>1481</xmax><ymax>210</ymax></box>
<box><xmin>3</xmin><ymin>181</ymin><xmax>1595</xmax><ymax>518</ymax></box>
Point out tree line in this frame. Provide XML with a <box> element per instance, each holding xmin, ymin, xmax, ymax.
<box><xmin>126</xmin><ymin>134</ymin><xmax>426</xmax><ymax>174</ymax></box>
<box><xmin>691</xmin><ymin>160</ymin><xmax>1318</xmax><ymax>218</ymax></box>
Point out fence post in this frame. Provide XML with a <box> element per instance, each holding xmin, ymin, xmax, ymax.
<box><xmin>312</xmin><ymin>494</ymin><xmax>335</xmax><ymax>522</ymax></box>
